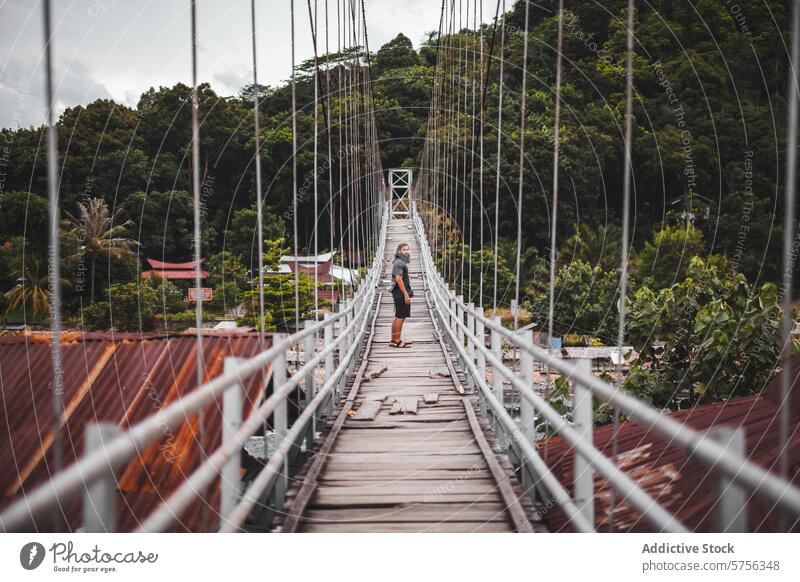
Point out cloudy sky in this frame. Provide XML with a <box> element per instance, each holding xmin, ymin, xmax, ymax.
<box><xmin>0</xmin><ymin>0</ymin><xmax>498</xmax><ymax>130</ymax></box>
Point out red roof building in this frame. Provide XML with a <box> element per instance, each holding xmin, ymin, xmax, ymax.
<box><xmin>541</xmin><ymin>359</ymin><xmax>800</xmax><ymax>532</ymax></box>
<box><xmin>0</xmin><ymin>332</ymin><xmax>272</xmax><ymax>532</ymax></box>
<box><xmin>141</xmin><ymin>258</ymin><xmax>209</xmax><ymax>280</ymax></box>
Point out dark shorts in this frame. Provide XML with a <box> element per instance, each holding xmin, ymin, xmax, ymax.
<box><xmin>393</xmin><ymin>291</ymin><xmax>411</xmax><ymax>319</ymax></box>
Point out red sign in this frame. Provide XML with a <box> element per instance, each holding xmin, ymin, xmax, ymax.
<box><xmin>188</xmin><ymin>287</ymin><xmax>213</xmax><ymax>301</ymax></box>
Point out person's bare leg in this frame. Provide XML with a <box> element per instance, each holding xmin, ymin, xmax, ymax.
<box><xmin>391</xmin><ymin>318</ymin><xmax>401</xmax><ymax>343</ymax></box>
<box><xmin>397</xmin><ymin>317</ymin><xmax>405</xmax><ymax>343</ymax></box>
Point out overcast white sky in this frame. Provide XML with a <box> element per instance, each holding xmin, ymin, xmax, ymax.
<box><xmin>0</xmin><ymin>0</ymin><xmax>498</xmax><ymax>130</ymax></box>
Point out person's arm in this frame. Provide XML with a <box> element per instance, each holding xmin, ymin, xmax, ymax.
<box><xmin>395</xmin><ymin>274</ymin><xmax>411</xmax><ymax>304</ymax></box>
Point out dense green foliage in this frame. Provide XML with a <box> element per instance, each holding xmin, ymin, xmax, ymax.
<box><xmin>0</xmin><ymin>1</ymin><xmax>795</xmax><ymax>405</ymax></box>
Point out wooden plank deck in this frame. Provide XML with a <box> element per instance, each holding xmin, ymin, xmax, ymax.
<box><xmin>278</xmin><ymin>218</ymin><xmax>538</xmax><ymax>533</ymax></box>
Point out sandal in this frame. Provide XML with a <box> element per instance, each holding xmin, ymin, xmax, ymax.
<box><xmin>393</xmin><ymin>340</ymin><xmax>413</xmax><ymax>348</ymax></box>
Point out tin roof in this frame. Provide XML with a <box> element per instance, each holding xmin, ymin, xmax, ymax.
<box><xmin>141</xmin><ymin>269</ymin><xmax>209</xmax><ymax>279</ymax></box>
<box><xmin>541</xmin><ymin>363</ymin><xmax>800</xmax><ymax>532</ymax></box>
<box><xmin>0</xmin><ymin>331</ymin><xmax>272</xmax><ymax>532</ymax></box>
<box><xmin>145</xmin><ymin>259</ymin><xmax>204</xmax><ymax>270</ymax></box>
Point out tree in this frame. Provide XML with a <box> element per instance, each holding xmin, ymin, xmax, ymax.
<box><xmin>241</xmin><ymin>273</ymin><xmax>324</xmax><ymax>332</ymax></box>
<box><xmin>526</xmin><ymin>259</ymin><xmax>619</xmax><ymax>343</ymax></box>
<box><xmin>632</xmin><ymin>222</ymin><xmax>705</xmax><ymax>291</ymax></box>
<box><xmin>118</xmin><ymin>190</ymin><xmax>193</xmax><ymax>259</ymax></box>
<box><xmin>4</xmin><ymin>255</ymin><xmax>52</xmax><ymax>319</ymax></box>
<box><xmin>206</xmin><ymin>251</ymin><xmax>248</xmax><ymax>315</ymax></box>
<box><xmin>559</xmin><ymin>222</ymin><xmax>622</xmax><ymax>271</ymax></box>
<box><xmin>625</xmin><ymin>257</ymin><xmax>784</xmax><ymax>409</ymax></box>
<box><xmin>0</xmin><ymin>191</ymin><xmax>49</xmax><ymax>253</ymax></box>
<box><xmin>224</xmin><ymin>205</ymin><xmax>285</xmax><ymax>259</ymax></box>
<box><xmin>65</xmin><ymin>197</ymin><xmax>138</xmax><ymax>302</ymax></box>
<box><xmin>82</xmin><ymin>280</ymin><xmax>159</xmax><ymax>332</ymax></box>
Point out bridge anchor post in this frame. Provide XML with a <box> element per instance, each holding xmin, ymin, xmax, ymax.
<box><xmin>572</xmin><ymin>359</ymin><xmax>594</xmax><ymax>527</ymax></box>
<box><xmin>271</xmin><ymin>335</ymin><xmax>289</xmax><ymax>509</ymax></box>
<box><xmin>82</xmin><ymin>422</ymin><xmax>119</xmax><ymax>532</ymax></box>
<box><xmin>220</xmin><ymin>357</ymin><xmax>245</xmax><ymax>529</ymax></box>
<box><xmin>710</xmin><ymin>425</ymin><xmax>748</xmax><ymax>532</ymax></box>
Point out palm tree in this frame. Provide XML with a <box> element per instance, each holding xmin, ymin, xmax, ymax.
<box><xmin>65</xmin><ymin>197</ymin><xmax>138</xmax><ymax>302</ymax></box>
<box><xmin>4</xmin><ymin>256</ymin><xmax>51</xmax><ymax>319</ymax></box>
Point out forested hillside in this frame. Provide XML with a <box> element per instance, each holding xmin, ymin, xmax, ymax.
<box><xmin>0</xmin><ymin>1</ymin><xmax>796</xmax><ymax>405</ymax></box>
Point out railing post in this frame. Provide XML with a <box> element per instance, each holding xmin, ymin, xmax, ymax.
<box><xmin>323</xmin><ymin>313</ymin><xmax>334</xmax><ymax>416</ymax></box>
<box><xmin>303</xmin><ymin>319</ymin><xmax>319</xmax><ymax>446</ymax></box>
<box><xmin>710</xmin><ymin>426</ymin><xmax>747</xmax><ymax>532</ymax></box>
<box><xmin>346</xmin><ymin>299</ymin><xmax>356</xmax><ymax>373</ymax></box>
<box><xmin>456</xmin><ymin>296</ymin><xmax>464</xmax><ymax>362</ymax></box>
<box><xmin>490</xmin><ymin>316</ymin><xmax>504</xmax><ymax>436</ymax></box>
<box><xmin>475</xmin><ymin>306</ymin><xmax>487</xmax><ymax>415</ymax></box>
<box><xmin>82</xmin><ymin>422</ymin><xmax>118</xmax><ymax>532</ymax></box>
<box><xmin>271</xmin><ymin>334</ymin><xmax>288</xmax><ymax>509</ymax></box>
<box><xmin>466</xmin><ymin>302</ymin><xmax>475</xmax><ymax>365</ymax></box>
<box><xmin>519</xmin><ymin>342</ymin><xmax>535</xmax><ymax>495</ymax></box>
<box><xmin>303</xmin><ymin>320</ymin><xmax>316</xmax><ymax>408</ymax></box>
<box><xmin>336</xmin><ymin>302</ymin><xmax>348</xmax><ymax>403</ymax></box>
<box><xmin>572</xmin><ymin>359</ymin><xmax>594</xmax><ymax>527</ymax></box>
<box><xmin>448</xmin><ymin>290</ymin><xmax>456</xmax><ymax>333</ymax></box>
<box><xmin>220</xmin><ymin>357</ymin><xmax>244</xmax><ymax>528</ymax></box>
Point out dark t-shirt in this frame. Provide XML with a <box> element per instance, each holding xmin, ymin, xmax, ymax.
<box><xmin>391</xmin><ymin>258</ymin><xmax>412</xmax><ymax>297</ymax></box>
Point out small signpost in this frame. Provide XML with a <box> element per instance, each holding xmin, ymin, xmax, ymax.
<box><xmin>188</xmin><ymin>287</ymin><xmax>213</xmax><ymax>302</ymax></box>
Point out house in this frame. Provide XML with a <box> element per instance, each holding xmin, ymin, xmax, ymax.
<box><xmin>141</xmin><ymin>258</ymin><xmax>209</xmax><ymax>281</ymax></box>
<box><xmin>270</xmin><ymin>251</ymin><xmax>359</xmax><ymax>304</ymax></box>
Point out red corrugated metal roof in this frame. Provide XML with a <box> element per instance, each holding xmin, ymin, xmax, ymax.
<box><xmin>145</xmin><ymin>259</ymin><xmax>203</xmax><ymax>270</ymax></box>
<box><xmin>541</xmin><ymin>365</ymin><xmax>800</xmax><ymax>532</ymax></box>
<box><xmin>141</xmin><ymin>269</ymin><xmax>209</xmax><ymax>279</ymax></box>
<box><xmin>0</xmin><ymin>332</ymin><xmax>272</xmax><ymax>532</ymax></box>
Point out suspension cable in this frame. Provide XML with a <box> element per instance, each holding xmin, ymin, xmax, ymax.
<box><xmin>307</xmin><ymin>0</ymin><xmax>321</xmax><ymax>319</ymax></box>
<box><xmin>250</xmin><ymin>0</ymin><xmax>266</xmax><ymax>346</ymax></box>
<box><xmin>492</xmin><ymin>0</ymin><xmax>505</xmax><ymax>311</ymax></box>
<box><xmin>780</xmin><ymin>0</ymin><xmax>800</xmax><ymax>492</ymax></box>
<box><xmin>42</xmin><ymin>0</ymin><xmax>64</xmax><ymax>530</ymax></box>
<box><xmin>610</xmin><ymin>0</ymin><xmax>636</xmax><ymax>532</ymax></box>
<box><xmin>513</xmin><ymin>0</ymin><xmax>529</xmax><ymax>330</ymax></box>
<box><xmin>189</xmin><ymin>0</ymin><xmax>208</xmax><ymax>530</ymax></box>
<box><xmin>547</xmin><ymin>0</ymin><xmax>564</xmax><ymax>354</ymax></box>
<box><xmin>291</xmin><ymin>0</ymin><xmax>300</xmax><ymax>332</ymax></box>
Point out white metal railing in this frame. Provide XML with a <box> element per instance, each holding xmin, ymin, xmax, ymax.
<box><xmin>411</xmin><ymin>201</ymin><xmax>800</xmax><ymax>533</ymax></box>
<box><xmin>0</xmin><ymin>203</ymin><xmax>390</xmax><ymax>533</ymax></box>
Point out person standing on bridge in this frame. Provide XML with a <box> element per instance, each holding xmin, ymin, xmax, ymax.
<box><xmin>390</xmin><ymin>243</ymin><xmax>413</xmax><ymax>347</ymax></box>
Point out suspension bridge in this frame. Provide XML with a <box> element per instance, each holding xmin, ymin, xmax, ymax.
<box><xmin>2</xmin><ymin>0</ymin><xmax>800</xmax><ymax>534</ymax></box>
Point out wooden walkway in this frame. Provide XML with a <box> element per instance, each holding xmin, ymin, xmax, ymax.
<box><xmin>278</xmin><ymin>218</ymin><xmax>537</xmax><ymax>532</ymax></box>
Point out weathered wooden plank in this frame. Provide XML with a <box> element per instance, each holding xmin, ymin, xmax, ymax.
<box><xmin>462</xmin><ymin>400</ymin><xmax>535</xmax><ymax>533</ymax></box>
<box><xmin>301</xmin><ymin>521</ymin><xmax>513</xmax><ymax>533</ymax></box>
<box><xmin>303</xmin><ymin>503</ymin><xmax>508</xmax><ymax>523</ymax></box>
<box><xmin>351</xmin><ymin>399</ymin><xmax>383</xmax><ymax>420</ymax></box>
<box><xmin>423</xmin><ymin>393</ymin><xmax>439</xmax><ymax>404</ymax></box>
<box><xmin>389</xmin><ymin>396</ymin><xmax>419</xmax><ymax>415</ymax></box>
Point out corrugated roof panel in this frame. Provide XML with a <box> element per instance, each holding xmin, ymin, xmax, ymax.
<box><xmin>0</xmin><ymin>332</ymin><xmax>271</xmax><ymax>532</ymax></box>
<box><xmin>541</xmin><ymin>394</ymin><xmax>800</xmax><ymax>532</ymax></box>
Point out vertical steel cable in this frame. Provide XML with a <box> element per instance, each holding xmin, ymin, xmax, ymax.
<box><xmin>460</xmin><ymin>0</ymin><xmax>468</xmax><ymax>297</ymax></box>
<box><xmin>337</xmin><ymin>0</ymin><xmax>346</xmax><ymax>300</ymax></box>
<box><xmin>478</xmin><ymin>0</ymin><xmax>485</xmax><ymax>306</ymax></box>
<box><xmin>610</xmin><ymin>0</ymin><xmax>636</xmax><ymax>532</ymax></box>
<box><xmin>547</xmin><ymin>0</ymin><xmax>564</xmax><ymax>353</ymax></box>
<box><xmin>291</xmin><ymin>0</ymin><xmax>300</xmax><ymax>331</ymax></box>
<box><xmin>492</xmin><ymin>0</ymin><xmax>505</xmax><ymax>311</ymax></box>
<box><xmin>513</xmin><ymin>0</ymin><xmax>529</xmax><ymax>330</ymax></box>
<box><xmin>189</xmin><ymin>0</ymin><xmax>207</xmax><ymax>529</ymax></box>
<box><xmin>251</xmin><ymin>0</ymin><xmax>266</xmax><ymax>346</ymax></box>
<box><xmin>307</xmin><ymin>0</ymin><xmax>320</xmax><ymax>319</ymax></box>
<box><xmin>326</xmin><ymin>0</ymin><xmax>335</xmax><ymax>304</ymax></box>
<box><xmin>781</xmin><ymin>0</ymin><xmax>800</xmax><ymax>488</ymax></box>
<box><xmin>42</xmin><ymin>0</ymin><xmax>64</xmax><ymax>529</ymax></box>
<box><xmin>467</xmin><ymin>0</ymin><xmax>477</xmax><ymax>302</ymax></box>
